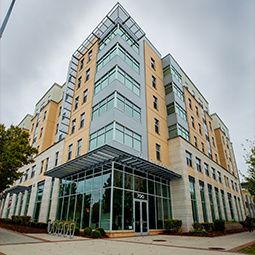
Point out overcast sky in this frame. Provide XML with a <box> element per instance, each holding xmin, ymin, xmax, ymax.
<box><xmin>1</xmin><ymin>0</ymin><xmax>254</xmax><ymax>179</ymax></box>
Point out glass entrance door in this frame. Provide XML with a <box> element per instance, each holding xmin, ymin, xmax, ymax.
<box><xmin>134</xmin><ymin>199</ymin><xmax>148</xmax><ymax>235</ymax></box>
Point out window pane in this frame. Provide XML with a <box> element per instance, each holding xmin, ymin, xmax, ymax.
<box><xmin>112</xmin><ymin>189</ymin><xmax>123</xmax><ymax>230</ymax></box>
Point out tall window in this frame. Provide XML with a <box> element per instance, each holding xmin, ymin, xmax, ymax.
<box><xmin>196</xmin><ymin>158</ymin><xmax>201</xmax><ymax>172</ymax></box>
<box><xmin>33</xmin><ymin>182</ymin><xmax>44</xmax><ymax>222</ymax></box>
<box><xmin>80</xmin><ymin>113</ymin><xmax>85</xmax><ymax>128</ymax></box>
<box><xmin>40</xmin><ymin>160</ymin><xmax>44</xmax><ymax>174</ymax></box>
<box><xmin>43</xmin><ymin>111</ymin><xmax>47</xmax><ymax>121</ymax></box>
<box><xmin>71</xmin><ymin>119</ymin><xmax>76</xmax><ymax>134</ymax></box>
<box><xmin>191</xmin><ymin>117</ymin><xmax>195</xmax><ymax>128</ymax></box>
<box><xmin>189</xmin><ymin>176</ymin><xmax>198</xmax><ymax>223</ymax></box>
<box><xmin>31</xmin><ymin>166</ymin><xmax>36</xmax><ymax>178</ymax></box>
<box><xmin>212</xmin><ymin>137</ymin><xmax>215</xmax><ymax>147</ymax></box>
<box><xmin>195</xmin><ymin>106</ymin><xmax>199</xmax><ymax>117</ymax></box>
<box><xmin>199</xmin><ymin>181</ymin><xmax>208</xmax><ymax>222</ymax></box>
<box><xmin>80</xmin><ymin>58</ymin><xmax>84</xmax><ymax>70</ymax></box>
<box><xmin>152</xmin><ymin>75</ymin><xmax>156</xmax><ymax>88</ymax></box>
<box><xmin>217</xmin><ymin>171</ymin><xmax>222</xmax><ymax>183</ymax></box>
<box><xmin>86</xmin><ymin>69</ymin><xmax>90</xmax><ymax>81</ymax></box>
<box><xmin>45</xmin><ymin>158</ymin><xmax>49</xmax><ymax>171</ymax></box>
<box><xmin>88</xmin><ymin>50</ymin><xmax>92</xmax><ymax>61</ymax></box>
<box><xmin>68</xmin><ymin>144</ymin><xmax>73</xmax><ymax>160</ymax></box>
<box><xmin>154</xmin><ymin>118</ymin><xmax>159</xmax><ymax>134</ymax></box>
<box><xmin>24</xmin><ymin>169</ymin><xmax>29</xmax><ymax>181</ymax></box>
<box><xmin>188</xmin><ymin>98</ymin><xmax>192</xmax><ymax>109</ymax></box>
<box><xmin>55</xmin><ymin>152</ymin><xmax>59</xmax><ymax>166</ymax></box>
<box><xmin>221</xmin><ymin>190</ymin><xmax>228</xmax><ymax>221</ymax></box>
<box><xmin>211</xmin><ymin>167</ymin><xmax>216</xmax><ymax>179</ymax></box>
<box><xmin>201</xmin><ymin>142</ymin><xmax>204</xmax><ymax>152</ymax></box>
<box><xmin>215</xmin><ymin>188</ymin><xmax>223</xmax><ymax>219</ymax></box>
<box><xmin>151</xmin><ymin>58</ymin><xmax>155</xmax><ymax>69</ymax></box>
<box><xmin>39</xmin><ymin>128</ymin><xmax>43</xmax><ymax>138</ymax></box>
<box><xmin>83</xmin><ymin>90</ymin><xmax>88</xmax><ymax>103</ymax></box>
<box><xmin>55</xmin><ymin>124</ymin><xmax>59</xmax><ymax>135</ymax></box>
<box><xmin>194</xmin><ymin>136</ymin><xmax>197</xmax><ymax>147</ymax></box>
<box><xmin>156</xmin><ymin>144</ymin><xmax>161</xmax><ymax>161</ymax></box>
<box><xmin>153</xmin><ymin>96</ymin><xmax>158</xmax><ymax>110</ymax></box>
<box><xmin>74</xmin><ymin>97</ymin><xmax>79</xmax><ymax>110</ymax></box>
<box><xmin>228</xmin><ymin>193</ymin><xmax>235</xmax><ymax>220</ymax></box>
<box><xmin>186</xmin><ymin>151</ymin><xmax>192</xmax><ymax>167</ymax></box>
<box><xmin>77</xmin><ymin>139</ymin><xmax>82</xmax><ymax>156</ymax></box>
<box><xmin>208</xmin><ymin>184</ymin><xmax>216</xmax><ymax>221</ymax></box>
<box><xmin>198</xmin><ymin>124</ymin><xmax>202</xmax><ymax>135</ymax></box>
<box><xmin>59</xmin><ymin>106</ymin><xmax>62</xmax><ymax>116</ymax></box>
<box><xmin>204</xmin><ymin>163</ymin><xmax>209</xmax><ymax>176</ymax></box>
<box><xmin>77</xmin><ymin>76</ymin><xmax>82</xmax><ymax>89</ymax></box>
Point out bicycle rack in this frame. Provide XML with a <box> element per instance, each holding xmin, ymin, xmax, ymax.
<box><xmin>47</xmin><ymin>220</ymin><xmax>75</xmax><ymax>239</ymax></box>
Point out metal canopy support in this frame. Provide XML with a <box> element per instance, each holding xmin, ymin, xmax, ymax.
<box><xmin>44</xmin><ymin>145</ymin><xmax>181</xmax><ymax>181</ymax></box>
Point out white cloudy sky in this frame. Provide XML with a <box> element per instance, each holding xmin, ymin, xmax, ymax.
<box><xmin>1</xmin><ymin>0</ymin><xmax>254</xmax><ymax>179</ymax></box>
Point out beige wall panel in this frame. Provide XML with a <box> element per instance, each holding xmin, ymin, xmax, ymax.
<box><xmin>63</xmin><ymin>41</ymin><xmax>98</xmax><ymax>162</ymax></box>
<box><xmin>144</xmin><ymin>41</ymin><xmax>170</xmax><ymax>167</ymax></box>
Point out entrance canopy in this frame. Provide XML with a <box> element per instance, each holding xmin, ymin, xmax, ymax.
<box><xmin>44</xmin><ymin>145</ymin><xmax>181</xmax><ymax>180</ymax></box>
<box><xmin>4</xmin><ymin>185</ymin><xmax>29</xmax><ymax>194</ymax></box>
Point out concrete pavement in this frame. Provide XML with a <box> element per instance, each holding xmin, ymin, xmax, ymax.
<box><xmin>1</xmin><ymin>228</ymin><xmax>254</xmax><ymax>255</ymax></box>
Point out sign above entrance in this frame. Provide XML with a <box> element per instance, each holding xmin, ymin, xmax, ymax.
<box><xmin>136</xmin><ymin>193</ymin><xmax>147</xmax><ymax>200</ymax></box>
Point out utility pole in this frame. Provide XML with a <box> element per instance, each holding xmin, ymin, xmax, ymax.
<box><xmin>0</xmin><ymin>0</ymin><xmax>16</xmax><ymax>39</ymax></box>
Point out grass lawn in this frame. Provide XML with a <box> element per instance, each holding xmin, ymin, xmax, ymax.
<box><xmin>238</xmin><ymin>245</ymin><xmax>255</xmax><ymax>254</ymax></box>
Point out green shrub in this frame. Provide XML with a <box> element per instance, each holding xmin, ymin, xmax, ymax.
<box><xmin>96</xmin><ymin>227</ymin><xmax>105</xmax><ymax>236</ymax></box>
<box><xmin>91</xmin><ymin>230</ymin><xmax>101</xmax><ymax>239</ymax></box>
<box><xmin>37</xmin><ymin>222</ymin><xmax>48</xmax><ymax>229</ymax></box>
<box><xmin>3</xmin><ymin>218</ymin><xmax>12</xmax><ymax>224</ymax></box>
<box><xmin>20</xmin><ymin>216</ymin><xmax>31</xmax><ymax>226</ymax></box>
<box><xmin>192</xmin><ymin>223</ymin><xmax>203</xmax><ymax>231</ymax></box>
<box><xmin>11</xmin><ymin>215</ymin><xmax>21</xmax><ymax>225</ymax></box>
<box><xmin>213</xmin><ymin>219</ymin><xmax>225</xmax><ymax>231</ymax></box>
<box><xmin>189</xmin><ymin>230</ymin><xmax>207</xmax><ymax>234</ymax></box>
<box><xmin>201</xmin><ymin>222</ymin><xmax>214</xmax><ymax>232</ymax></box>
<box><xmin>74</xmin><ymin>226</ymin><xmax>80</xmax><ymax>236</ymax></box>
<box><xmin>82</xmin><ymin>227</ymin><xmax>92</xmax><ymax>236</ymax></box>
<box><xmin>164</xmin><ymin>219</ymin><xmax>182</xmax><ymax>232</ymax></box>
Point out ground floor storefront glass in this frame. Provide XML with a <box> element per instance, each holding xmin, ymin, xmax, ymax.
<box><xmin>56</xmin><ymin>161</ymin><xmax>172</xmax><ymax>232</ymax></box>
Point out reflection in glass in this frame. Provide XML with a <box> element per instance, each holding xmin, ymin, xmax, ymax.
<box><xmin>124</xmin><ymin>191</ymin><xmax>133</xmax><ymax>230</ymax></box>
<box><xmin>135</xmin><ymin>201</ymin><xmax>140</xmax><ymax>232</ymax></box>
<box><xmin>100</xmin><ymin>188</ymin><xmax>111</xmax><ymax>230</ymax></box>
<box><xmin>82</xmin><ymin>193</ymin><xmax>91</xmax><ymax>229</ymax></box>
<box><xmin>112</xmin><ymin>189</ymin><xmax>123</xmax><ymax>230</ymax></box>
<box><xmin>68</xmin><ymin>195</ymin><xmax>76</xmax><ymax>221</ymax></box>
<box><xmin>124</xmin><ymin>173</ymin><xmax>133</xmax><ymax>190</ymax></box>
<box><xmin>156</xmin><ymin>197</ymin><xmax>163</xmax><ymax>229</ymax></box>
<box><xmin>149</xmin><ymin>195</ymin><xmax>156</xmax><ymax>229</ymax></box>
<box><xmin>91</xmin><ymin>190</ymin><xmax>100</xmax><ymax>229</ymax></box>
<box><xmin>114</xmin><ymin>170</ymin><xmax>123</xmax><ymax>188</ymax></box>
<box><xmin>75</xmin><ymin>194</ymin><xmax>83</xmax><ymax>227</ymax></box>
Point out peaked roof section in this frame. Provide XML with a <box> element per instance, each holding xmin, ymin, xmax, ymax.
<box><xmin>73</xmin><ymin>2</ymin><xmax>146</xmax><ymax>60</ymax></box>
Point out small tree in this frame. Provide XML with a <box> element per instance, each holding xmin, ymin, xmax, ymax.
<box><xmin>0</xmin><ymin>124</ymin><xmax>38</xmax><ymax>192</ymax></box>
<box><xmin>242</xmin><ymin>140</ymin><xmax>255</xmax><ymax>198</ymax></box>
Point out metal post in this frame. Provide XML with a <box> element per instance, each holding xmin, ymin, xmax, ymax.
<box><xmin>0</xmin><ymin>0</ymin><xmax>16</xmax><ymax>39</ymax></box>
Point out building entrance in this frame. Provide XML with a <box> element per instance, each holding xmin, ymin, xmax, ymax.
<box><xmin>134</xmin><ymin>199</ymin><xmax>148</xmax><ymax>235</ymax></box>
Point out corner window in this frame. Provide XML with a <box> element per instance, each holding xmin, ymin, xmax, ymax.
<box><xmin>188</xmin><ymin>98</ymin><xmax>192</xmax><ymax>109</ymax></box>
<box><xmin>39</xmin><ymin>128</ymin><xmax>43</xmax><ymax>138</ymax></box>
<box><xmin>195</xmin><ymin>106</ymin><xmax>199</xmax><ymax>117</ymax></box>
<box><xmin>43</xmin><ymin>111</ymin><xmax>47</xmax><ymax>121</ymax></box>
<box><xmin>153</xmin><ymin>96</ymin><xmax>158</xmax><ymax>110</ymax></box>
<box><xmin>186</xmin><ymin>151</ymin><xmax>192</xmax><ymax>167</ymax></box>
<box><xmin>151</xmin><ymin>58</ymin><xmax>155</xmax><ymax>69</ymax></box>
<box><xmin>198</xmin><ymin>124</ymin><xmax>202</xmax><ymax>135</ymax></box>
<box><xmin>55</xmin><ymin>124</ymin><xmax>59</xmax><ymax>135</ymax></box>
<box><xmin>156</xmin><ymin>144</ymin><xmax>161</xmax><ymax>161</ymax></box>
<box><xmin>154</xmin><ymin>118</ymin><xmax>159</xmax><ymax>134</ymax></box>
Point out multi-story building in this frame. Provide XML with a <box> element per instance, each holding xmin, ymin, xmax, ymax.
<box><xmin>0</xmin><ymin>3</ymin><xmax>245</xmax><ymax>234</ymax></box>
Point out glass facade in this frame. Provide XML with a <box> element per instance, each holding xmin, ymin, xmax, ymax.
<box><xmin>221</xmin><ymin>190</ymin><xmax>228</xmax><ymax>221</ymax></box>
<box><xmin>56</xmin><ymin>162</ymin><xmax>172</xmax><ymax>231</ymax></box>
<box><xmin>228</xmin><ymin>193</ymin><xmax>235</xmax><ymax>220</ymax></box>
<box><xmin>208</xmin><ymin>184</ymin><xmax>215</xmax><ymax>221</ymax></box>
<box><xmin>214</xmin><ymin>188</ymin><xmax>222</xmax><ymax>220</ymax></box>
<box><xmin>33</xmin><ymin>182</ymin><xmax>44</xmax><ymax>222</ymax></box>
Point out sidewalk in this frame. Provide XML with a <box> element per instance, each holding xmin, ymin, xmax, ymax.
<box><xmin>1</xmin><ymin>228</ymin><xmax>254</xmax><ymax>255</ymax></box>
